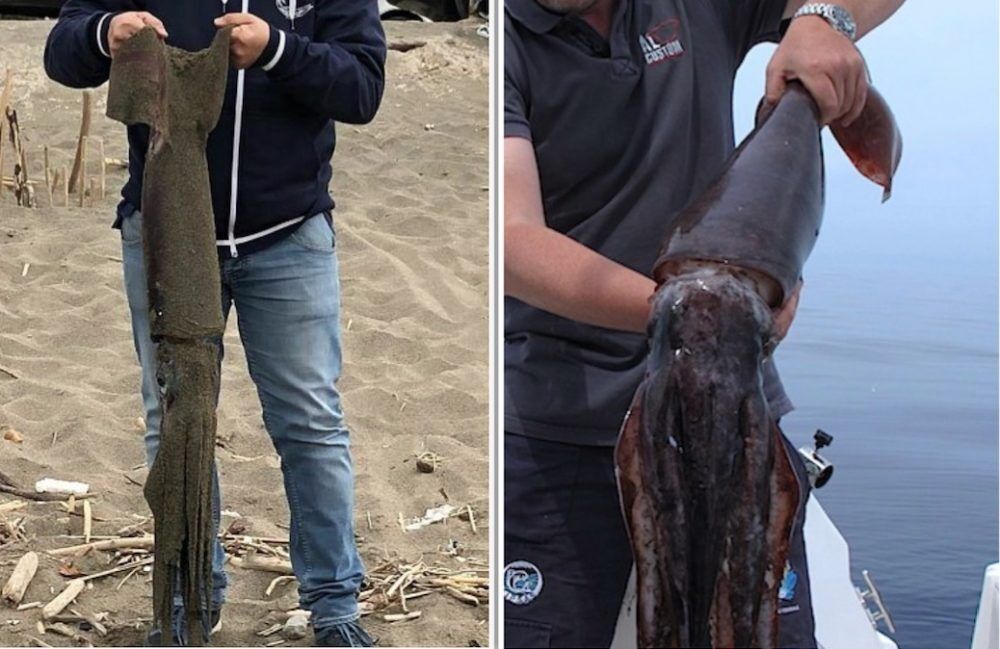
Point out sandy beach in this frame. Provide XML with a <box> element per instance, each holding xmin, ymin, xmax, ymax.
<box><xmin>0</xmin><ymin>16</ymin><xmax>488</xmax><ymax>648</ymax></box>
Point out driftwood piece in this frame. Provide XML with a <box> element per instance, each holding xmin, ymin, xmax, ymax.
<box><xmin>68</xmin><ymin>91</ymin><xmax>92</xmax><ymax>194</ymax></box>
<box><xmin>106</xmin><ymin>27</ymin><xmax>232</xmax><ymax>646</ymax></box>
<box><xmin>41</xmin><ymin>578</ymin><xmax>84</xmax><ymax>620</ymax></box>
<box><xmin>0</xmin><ymin>500</ymin><xmax>25</xmax><ymax>513</ymax></box>
<box><xmin>2</xmin><ymin>551</ymin><xmax>38</xmax><ymax>605</ymax></box>
<box><xmin>50</xmin><ymin>536</ymin><xmax>153</xmax><ymax>557</ymax></box>
<box><xmin>229</xmin><ymin>554</ymin><xmax>293</xmax><ymax>575</ymax></box>
<box><xmin>81</xmin><ymin>557</ymin><xmax>153</xmax><ymax>582</ymax></box>
<box><xmin>0</xmin><ymin>483</ymin><xmax>94</xmax><ymax>503</ymax></box>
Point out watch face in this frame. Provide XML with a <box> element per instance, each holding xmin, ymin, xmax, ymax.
<box><xmin>829</xmin><ymin>5</ymin><xmax>857</xmax><ymax>38</ymax></box>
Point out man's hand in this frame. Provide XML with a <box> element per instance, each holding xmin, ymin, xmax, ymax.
<box><xmin>214</xmin><ymin>13</ymin><xmax>270</xmax><ymax>69</ymax></box>
<box><xmin>765</xmin><ymin>16</ymin><xmax>867</xmax><ymax>126</ymax></box>
<box><xmin>108</xmin><ymin>12</ymin><xmax>168</xmax><ymax>57</ymax></box>
<box><xmin>773</xmin><ymin>279</ymin><xmax>803</xmax><ymax>342</ymax></box>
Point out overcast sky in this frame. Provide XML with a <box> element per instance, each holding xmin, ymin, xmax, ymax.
<box><xmin>732</xmin><ymin>2</ymin><xmax>999</xmax><ymax>277</ymax></box>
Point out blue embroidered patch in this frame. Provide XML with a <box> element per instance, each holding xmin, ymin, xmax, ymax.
<box><xmin>504</xmin><ymin>560</ymin><xmax>543</xmax><ymax>605</ymax></box>
<box><xmin>778</xmin><ymin>562</ymin><xmax>798</xmax><ymax>602</ymax></box>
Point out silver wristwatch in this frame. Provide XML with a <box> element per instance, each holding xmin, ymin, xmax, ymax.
<box><xmin>793</xmin><ymin>3</ymin><xmax>857</xmax><ymax>41</ymax></box>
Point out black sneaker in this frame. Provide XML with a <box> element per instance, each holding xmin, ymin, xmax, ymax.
<box><xmin>145</xmin><ymin>607</ymin><xmax>222</xmax><ymax>646</ymax></box>
<box><xmin>314</xmin><ymin>621</ymin><xmax>376</xmax><ymax>647</ymax></box>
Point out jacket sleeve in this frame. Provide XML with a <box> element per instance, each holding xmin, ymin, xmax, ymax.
<box><xmin>256</xmin><ymin>0</ymin><xmax>387</xmax><ymax>124</ymax></box>
<box><xmin>44</xmin><ymin>0</ymin><xmax>138</xmax><ymax>89</ymax></box>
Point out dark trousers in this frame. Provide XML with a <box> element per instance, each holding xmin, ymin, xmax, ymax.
<box><xmin>504</xmin><ymin>432</ymin><xmax>817</xmax><ymax>648</ymax></box>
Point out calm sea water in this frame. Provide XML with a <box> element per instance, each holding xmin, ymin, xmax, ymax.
<box><xmin>732</xmin><ymin>5</ymin><xmax>999</xmax><ymax>647</ymax></box>
<box><xmin>777</xmin><ymin>256</ymin><xmax>998</xmax><ymax>649</ymax></box>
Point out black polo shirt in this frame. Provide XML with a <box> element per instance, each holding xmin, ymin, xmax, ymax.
<box><xmin>505</xmin><ymin>0</ymin><xmax>794</xmax><ymax>446</ymax></box>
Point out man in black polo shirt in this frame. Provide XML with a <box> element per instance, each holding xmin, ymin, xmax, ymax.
<box><xmin>504</xmin><ymin>0</ymin><xmax>904</xmax><ymax>646</ymax></box>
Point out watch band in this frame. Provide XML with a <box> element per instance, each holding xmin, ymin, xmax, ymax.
<box><xmin>793</xmin><ymin>3</ymin><xmax>858</xmax><ymax>41</ymax></box>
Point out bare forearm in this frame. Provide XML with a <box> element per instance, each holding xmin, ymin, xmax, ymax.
<box><xmin>505</xmin><ymin>221</ymin><xmax>655</xmax><ymax>334</ymax></box>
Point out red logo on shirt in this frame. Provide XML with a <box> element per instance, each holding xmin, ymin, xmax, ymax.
<box><xmin>639</xmin><ymin>18</ymin><xmax>685</xmax><ymax>66</ymax></box>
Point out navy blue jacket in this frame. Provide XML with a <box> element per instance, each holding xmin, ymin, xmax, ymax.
<box><xmin>44</xmin><ymin>0</ymin><xmax>386</xmax><ymax>257</ymax></box>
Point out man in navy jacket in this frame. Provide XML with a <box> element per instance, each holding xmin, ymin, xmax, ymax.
<box><xmin>45</xmin><ymin>2</ymin><xmax>386</xmax><ymax>646</ymax></box>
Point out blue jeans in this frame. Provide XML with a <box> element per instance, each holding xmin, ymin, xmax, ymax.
<box><xmin>121</xmin><ymin>212</ymin><xmax>364</xmax><ymax>629</ymax></box>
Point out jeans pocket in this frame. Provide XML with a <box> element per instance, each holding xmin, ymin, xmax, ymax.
<box><xmin>121</xmin><ymin>212</ymin><xmax>143</xmax><ymax>246</ymax></box>
<box><xmin>288</xmin><ymin>213</ymin><xmax>335</xmax><ymax>253</ymax></box>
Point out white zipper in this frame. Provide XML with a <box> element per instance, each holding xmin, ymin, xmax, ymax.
<box><xmin>225</xmin><ymin>0</ymin><xmax>249</xmax><ymax>257</ymax></box>
<box><xmin>290</xmin><ymin>0</ymin><xmax>297</xmax><ymax>30</ymax></box>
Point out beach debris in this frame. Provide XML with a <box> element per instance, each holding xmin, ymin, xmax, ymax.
<box><xmin>115</xmin><ymin>564</ymin><xmax>142</xmax><ymax>591</ymax></box>
<box><xmin>0</xmin><ymin>514</ymin><xmax>26</xmax><ymax>545</ymax></box>
<box><xmin>81</xmin><ymin>557</ymin><xmax>154</xmax><ymax>583</ymax></box>
<box><xmin>225</xmin><ymin>518</ymin><xmax>248</xmax><ymax>536</ymax></box>
<box><xmin>26</xmin><ymin>635</ymin><xmax>52</xmax><ymax>648</ymax></box>
<box><xmin>0</xmin><ymin>500</ymin><xmax>26</xmax><ymax>514</ymax></box>
<box><xmin>43</xmin><ymin>145</ymin><xmax>52</xmax><ymax>207</ymax></box>
<box><xmin>82</xmin><ymin>500</ymin><xmax>92</xmax><ymax>543</ymax></box>
<box><xmin>257</xmin><ymin>622</ymin><xmax>283</xmax><ymax>638</ymax></box>
<box><xmin>5</xmin><ymin>107</ymin><xmax>33</xmax><ymax>207</ymax></box>
<box><xmin>77</xmin><ymin>135</ymin><xmax>87</xmax><ymax>207</ymax></box>
<box><xmin>67</xmin><ymin>607</ymin><xmax>109</xmax><ymax>636</ymax></box>
<box><xmin>0</xmin><ymin>68</ymin><xmax>13</xmax><ymax>197</ymax></box>
<box><xmin>34</xmin><ymin>479</ymin><xmax>90</xmax><ymax>496</ymax></box>
<box><xmin>229</xmin><ymin>553</ymin><xmax>293</xmax><ymax>575</ymax></box>
<box><xmin>415</xmin><ymin>451</ymin><xmax>441</xmax><ymax>474</ymax></box>
<box><xmin>56</xmin><ymin>561</ymin><xmax>85</xmax><ymax>579</ymax></box>
<box><xmin>265</xmin><ymin>575</ymin><xmax>296</xmax><ymax>597</ymax></box>
<box><xmin>41</xmin><ymin>578</ymin><xmax>85</xmax><ymax>620</ymax></box>
<box><xmin>50</xmin><ymin>535</ymin><xmax>153</xmax><ymax>557</ymax></box>
<box><xmin>384</xmin><ymin>611</ymin><xmax>421</xmax><ymax>623</ymax></box>
<box><xmin>3</xmin><ymin>428</ymin><xmax>22</xmax><ymax>444</ymax></box>
<box><xmin>359</xmin><ymin>557</ymin><xmax>489</xmax><ymax>618</ymax></box>
<box><xmin>460</xmin><ymin>504</ymin><xmax>478</xmax><ymax>534</ymax></box>
<box><xmin>17</xmin><ymin>601</ymin><xmax>41</xmax><ymax>611</ymax></box>
<box><xmin>445</xmin><ymin>586</ymin><xmax>479</xmax><ymax>606</ymax></box>
<box><xmin>68</xmin><ymin>91</ymin><xmax>91</xmax><ymax>195</ymax></box>
<box><xmin>282</xmin><ymin>610</ymin><xmax>309</xmax><ymax>639</ymax></box>
<box><xmin>2</xmin><ymin>551</ymin><xmax>39</xmax><ymax>606</ymax></box>
<box><xmin>97</xmin><ymin>138</ymin><xmax>106</xmax><ymax>199</ymax></box>
<box><xmin>404</xmin><ymin>504</ymin><xmax>457</xmax><ymax>532</ymax></box>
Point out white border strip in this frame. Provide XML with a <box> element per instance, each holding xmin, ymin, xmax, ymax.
<box><xmin>216</xmin><ymin>215</ymin><xmax>306</xmax><ymax>247</ymax></box>
<box><xmin>95</xmin><ymin>12</ymin><xmax>112</xmax><ymax>58</ymax></box>
<box><xmin>262</xmin><ymin>30</ymin><xmax>287</xmax><ymax>72</ymax></box>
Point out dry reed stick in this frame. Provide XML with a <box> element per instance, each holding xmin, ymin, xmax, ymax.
<box><xmin>68</xmin><ymin>91</ymin><xmax>92</xmax><ymax>194</ymax></box>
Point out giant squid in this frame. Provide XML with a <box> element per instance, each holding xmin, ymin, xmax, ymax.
<box><xmin>615</xmin><ymin>81</ymin><xmax>902</xmax><ymax>648</ymax></box>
